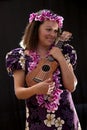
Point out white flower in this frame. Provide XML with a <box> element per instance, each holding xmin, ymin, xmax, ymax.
<box><xmin>78</xmin><ymin>122</ymin><xmax>82</xmax><ymax>130</ymax></box>
<box><xmin>19</xmin><ymin>49</ymin><xmax>24</xmax><ymax>55</ymax></box>
<box><xmin>44</xmin><ymin>113</ymin><xmax>55</xmax><ymax>127</ymax></box>
<box><xmin>57</xmin><ymin>127</ymin><xmax>62</xmax><ymax>130</ymax></box>
<box><xmin>19</xmin><ymin>56</ymin><xmax>25</xmax><ymax>70</ymax></box>
<box><xmin>55</xmin><ymin>117</ymin><xmax>64</xmax><ymax>127</ymax></box>
<box><xmin>65</xmin><ymin>54</ymin><xmax>70</xmax><ymax>63</ymax></box>
<box><xmin>6</xmin><ymin>51</ymin><xmax>12</xmax><ymax>59</ymax></box>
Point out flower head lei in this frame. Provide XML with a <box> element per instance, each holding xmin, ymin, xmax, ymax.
<box><xmin>29</xmin><ymin>9</ymin><xmax>64</xmax><ymax>28</ymax></box>
<box><xmin>28</xmin><ymin>51</ymin><xmax>63</xmax><ymax>112</ymax></box>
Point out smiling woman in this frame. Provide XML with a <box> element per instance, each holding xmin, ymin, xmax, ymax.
<box><xmin>38</xmin><ymin>20</ymin><xmax>58</xmax><ymax>48</ymax></box>
<box><xmin>5</xmin><ymin>9</ymin><xmax>81</xmax><ymax>130</ymax></box>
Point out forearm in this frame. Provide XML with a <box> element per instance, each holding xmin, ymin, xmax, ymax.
<box><xmin>14</xmin><ymin>85</ymin><xmax>37</xmax><ymax>99</ymax></box>
<box><xmin>57</xmin><ymin>55</ymin><xmax>77</xmax><ymax>92</ymax></box>
<box><xmin>14</xmin><ymin>75</ymin><xmax>53</xmax><ymax>100</ymax></box>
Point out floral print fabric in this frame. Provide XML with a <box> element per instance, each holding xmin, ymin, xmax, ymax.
<box><xmin>5</xmin><ymin>44</ymin><xmax>81</xmax><ymax>130</ymax></box>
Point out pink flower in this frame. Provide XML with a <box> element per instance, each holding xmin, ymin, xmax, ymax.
<box><xmin>28</xmin><ymin>51</ymin><xmax>63</xmax><ymax>112</ymax></box>
<box><xmin>29</xmin><ymin>10</ymin><xmax>64</xmax><ymax>28</ymax></box>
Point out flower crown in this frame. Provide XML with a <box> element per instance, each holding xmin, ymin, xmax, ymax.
<box><xmin>29</xmin><ymin>10</ymin><xmax>64</xmax><ymax>28</ymax></box>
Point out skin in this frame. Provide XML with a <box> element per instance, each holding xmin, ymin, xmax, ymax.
<box><xmin>13</xmin><ymin>20</ymin><xmax>77</xmax><ymax>99</ymax></box>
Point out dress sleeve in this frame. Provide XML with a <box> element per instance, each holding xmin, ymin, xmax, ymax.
<box><xmin>62</xmin><ymin>44</ymin><xmax>77</xmax><ymax>69</ymax></box>
<box><xmin>5</xmin><ymin>48</ymin><xmax>26</xmax><ymax>76</ymax></box>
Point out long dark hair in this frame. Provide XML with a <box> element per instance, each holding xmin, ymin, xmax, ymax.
<box><xmin>22</xmin><ymin>21</ymin><xmax>43</xmax><ymax>50</ymax></box>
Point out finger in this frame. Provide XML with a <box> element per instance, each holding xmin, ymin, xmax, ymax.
<box><xmin>47</xmin><ymin>88</ymin><xmax>53</xmax><ymax>95</ymax></box>
<box><xmin>49</xmin><ymin>82</ymin><xmax>55</xmax><ymax>88</ymax></box>
<box><xmin>45</xmin><ymin>78</ymin><xmax>52</xmax><ymax>83</ymax></box>
<box><xmin>47</xmin><ymin>83</ymin><xmax>55</xmax><ymax>95</ymax></box>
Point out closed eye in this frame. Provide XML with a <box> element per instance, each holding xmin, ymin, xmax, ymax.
<box><xmin>54</xmin><ymin>30</ymin><xmax>58</xmax><ymax>33</ymax></box>
<box><xmin>46</xmin><ymin>28</ymin><xmax>52</xmax><ymax>31</ymax></box>
<box><xmin>46</xmin><ymin>28</ymin><xmax>58</xmax><ymax>34</ymax></box>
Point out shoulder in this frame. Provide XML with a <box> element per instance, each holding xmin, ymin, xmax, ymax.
<box><xmin>62</xmin><ymin>43</ymin><xmax>77</xmax><ymax>69</ymax></box>
<box><xmin>6</xmin><ymin>47</ymin><xmax>24</xmax><ymax>57</ymax></box>
<box><xmin>5</xmin><ymin>48</ymin><xmax>26</xmax><ymax>76</ymax></box>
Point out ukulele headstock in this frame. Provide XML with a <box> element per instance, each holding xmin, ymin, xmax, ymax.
<box><xmin>55</xmin><ymin>31</ymin><xmax>72</xmax><ymax>48</ymax></box>
<box><xmin>59</xmin><ymin>31</ymin><xmax>72</xmax><ymax>42</ymax></box>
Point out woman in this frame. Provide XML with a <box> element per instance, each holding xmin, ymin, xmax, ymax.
<box><xmin>5</xmin><ymin>9</ymin><xmax>81</xmax><ymax>130</ymax></box>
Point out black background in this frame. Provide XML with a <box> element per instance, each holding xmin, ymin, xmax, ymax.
<box><xmin>0</xmin><ymin>0</ymin><xmax>87</xmax><ymax>130</ymax></box>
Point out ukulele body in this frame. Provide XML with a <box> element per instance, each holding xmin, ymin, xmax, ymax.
<box><xmin>26</xmin><ymin>58</ymin><xmax>58</xmax><ymax>87</ymax></box>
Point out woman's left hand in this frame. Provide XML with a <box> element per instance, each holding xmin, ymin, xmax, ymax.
<box><xmin>49</xmin><ymin>47</ymin><xmax>64</xmax><ymax>62</ymax></box>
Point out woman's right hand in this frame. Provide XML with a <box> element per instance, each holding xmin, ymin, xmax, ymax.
<box><xmin>34</xmin><ymin>78</ymin><xmax>55</xmax><ymax>95</ymax></box>
<box><xmin>13</xmin><ymin>70</ymin><xmax>55</xmax><ymax>99</ymax></box>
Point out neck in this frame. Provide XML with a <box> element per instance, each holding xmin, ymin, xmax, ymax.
<box><xmin>36</xmin><ymin>46</ymin><xmax>50</xmax><ymax>58</ymax></box>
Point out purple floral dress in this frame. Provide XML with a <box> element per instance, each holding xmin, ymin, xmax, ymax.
<box><xmin>5</xmin><ymin>43</ymin><xmax>81</xmax><ymax>130</ymax></box>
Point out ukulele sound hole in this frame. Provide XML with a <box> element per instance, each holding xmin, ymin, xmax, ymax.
<box><xmin>42</xmin><ymin>65</ymin><xmax>50</xmax><ymax>72</ymax></box>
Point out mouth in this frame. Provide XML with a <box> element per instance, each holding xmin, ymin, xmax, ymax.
<box><xmin>47</xmin><ymin>38</ymin><xmax>54</xmax><ymax>44</ymax></box>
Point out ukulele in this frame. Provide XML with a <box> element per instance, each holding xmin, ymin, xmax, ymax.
<box><xmin>26</xmin><ymin>31</ymin><xmax>72</xmax><ymax>87</ymax></box>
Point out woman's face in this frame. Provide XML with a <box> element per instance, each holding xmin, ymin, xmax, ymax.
<box><xmin>38</xmin><ymin>20</ymin><xmax>59</xmax><ymax>48</ymax></box>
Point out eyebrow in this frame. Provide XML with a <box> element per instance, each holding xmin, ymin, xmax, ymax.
<box><xmin>45</xmin><ymin>25</ymin><xmax>58</xmax><ymax>29</ymax></box>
